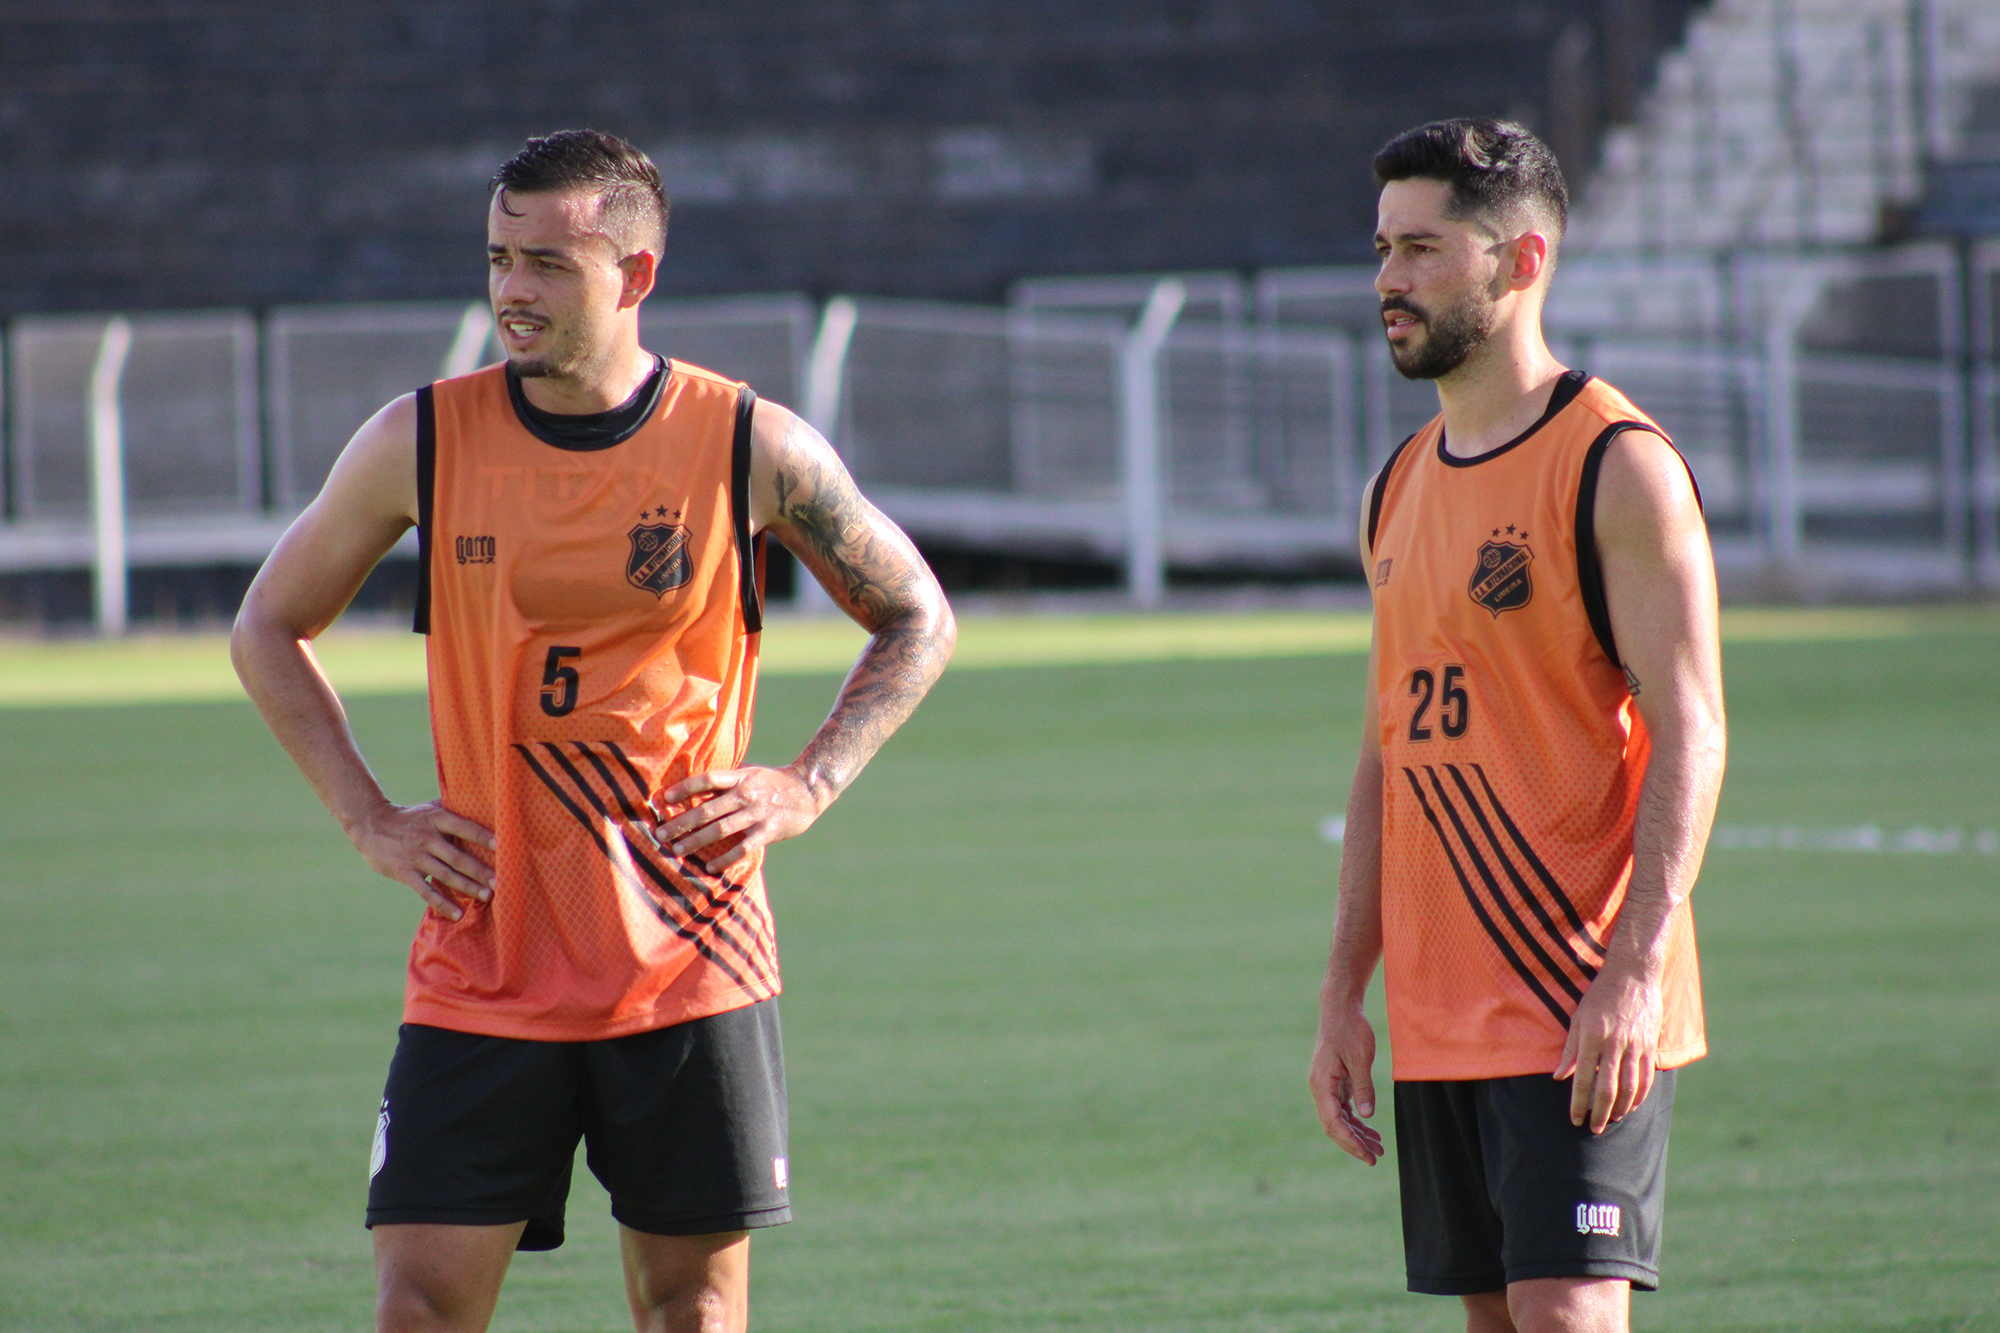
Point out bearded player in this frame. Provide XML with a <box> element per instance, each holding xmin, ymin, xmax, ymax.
<box><xmin>233</xmin><ymin>130</ymin><xmax>955</xmax><ymax>1333</ymax></box>
<box><xmin>1308</xmin><ymin>119</ymin><xmax>1724</xmax><ymax>1333</ymax></box>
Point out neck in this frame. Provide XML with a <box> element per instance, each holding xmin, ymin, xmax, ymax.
<box><xmin>514</xmin><ymin>327</ymin><xmax>654</xmax><ymax>415</ymax></box>
<box><xmin>1433</xmin><ymin>310</ymin><xmax>1567</xmax><ymax>459</ymax></box>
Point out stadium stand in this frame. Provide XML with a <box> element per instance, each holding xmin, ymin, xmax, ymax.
<box><xmin>3</xmin><ymin>1</ymin><xmax>1998</xmax><ymax>623</ymax></box>
<box><xmin>0</xmin><ymin>1</ymin><xmax>1698</xmax><ymax>314</ymax></box>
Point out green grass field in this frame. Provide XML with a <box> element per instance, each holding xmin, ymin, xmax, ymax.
<box><xmin>1</xmin><ymin>610</ymin><xmax>1995</xmax><ymax>1332</ymax></box>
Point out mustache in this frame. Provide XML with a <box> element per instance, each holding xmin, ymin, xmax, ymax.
<box><xmin>1380</xmin><ymin>296</ymin><xmax>1428</xmax><ymax>321</ymax></box>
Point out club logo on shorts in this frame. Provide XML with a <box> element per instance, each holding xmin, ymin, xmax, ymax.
<box><xmin>1470</xmin><ymin>527</ymin><xmax>1533</xmax><ymax>617</ymax></box>
<box><xmin>773</xmin><ymin>1156</ymin><xmax>789</xmax><ymax>1191</ymax></box>
<box><xmin>627</xmin><ymin>510</ymin><xmax>693</xmax><ymax>597</ymax></box>
<box><xmin>370</xmin><ymin>1099</ymin><xmax>391</xmax><ymax>1180</ymax></box>
<box><xmin>1374</xmin><ymin>558</ymin><xmax>1393</xmax><ymax>587</ymax></box>
<box><xmin>1575</xmin><ymin>1202</ymin><xmax>1621</xmax><ymax>1236</ymax></box>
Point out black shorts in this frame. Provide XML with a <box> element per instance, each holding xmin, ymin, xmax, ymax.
<box><xmin>1394</xmin><ymin>1070</ymin><xmax>1676</xmax><ymax>1295</ymax></box>
<box><xmin>365</xmin><ymin>999</ymin><xmax>790</xmax><ymax>1250</ymax></box>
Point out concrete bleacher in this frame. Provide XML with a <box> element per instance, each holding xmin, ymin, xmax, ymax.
<box><xmin>1571</xmin><ymin>0</ymin><xmax>2000</xmax><ymax>262</ymax></box>
<box><xmin>1540</xmin><ymin>0</ymin><xmax>2000</xmax><ymax>349</ymax></box>
<box><xmin>0</xmin><ymin>1</ymin><xmax>1700</xmax><ymax>317</ymax></box>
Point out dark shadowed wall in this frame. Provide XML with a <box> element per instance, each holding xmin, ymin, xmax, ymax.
<box><xmin>0</xmin><ymin>0</ymin><xmax>1699</xmax><ymax>314</ymax></box>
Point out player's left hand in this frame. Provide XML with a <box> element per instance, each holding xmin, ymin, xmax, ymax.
<box><xmin>650</xmin><ymin>766</ymin><xmax>824</xmax><ymax>872</ymax></box>
<box><xmin>1554</xmin><ymin>965</ymin><xmax>1663</xmax><ymax>1134</ymax></box>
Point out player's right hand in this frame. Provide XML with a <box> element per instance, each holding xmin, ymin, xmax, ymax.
<box><xmin>1309</xmin><ymin>1007</ymin><xmax>1385</xmax><ymax>1166</ymax></box>
<box><xmin>350</xmin><ymin>799</ymin><xmax>496</xmax><ymax>921</ymax></box>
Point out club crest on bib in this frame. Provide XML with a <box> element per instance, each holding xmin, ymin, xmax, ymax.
<box><xmin>1469</xmin><ymin>527</ymin><xmax>1533</xmax><ymax>617</ymax></box>
<box><xmin>627</xmin><ymin>519</ymin><xmax>693</xmax><ymax>596</ymax></box>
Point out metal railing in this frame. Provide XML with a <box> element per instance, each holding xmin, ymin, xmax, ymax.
<box><xmin>1253</xmin><ymin>243</ymin><xmax>2000</xmax><ymax>596</ymax></box>
<box><xmin>3</xmin><ymin>249</ymin><xmax>1999</xmax><ymax>631</ymax></box>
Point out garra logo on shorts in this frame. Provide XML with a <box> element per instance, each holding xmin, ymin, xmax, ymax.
<box><xmin>1469</xmin><ymin>526</ymin><xmax>1533</xmax><ymax>617</ymax></box>
<box><xmin>627</xmin><ymin>506</ymin><xmax>693</xmax><ymax>597</ymax></box>
<box><xmin>370</xmin><ymin>1098</ymin><xmax>391</xmax><ymax>1180</ymax></box>
<box><xmin>1575</xmin><ymin>1202</ymin><xmax>1621</xmax><ymax>1236</ymax></box>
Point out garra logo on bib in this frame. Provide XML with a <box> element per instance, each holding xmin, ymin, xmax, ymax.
<box><xmin>1469</xmin><ymin>528</ymin><xmax>1533</xmax><ymax>617</ymax></box>
<box><xmin>627</xmin><ymin>521</ymin><xmax>693</xmax><ymax>596</ymax></box>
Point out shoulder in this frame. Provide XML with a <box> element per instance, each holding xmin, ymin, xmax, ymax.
<box><xmin>664</xmin><ymin>358</ymin><xmax>745</xmax><ymax>393</ymax></box>
<box><xmin>308</xmin><ymin>391</ymin><xmax>419</xmax><ymax>524</ymax></box>
<box><xmin>431</xmin><ymin>363</ymin><xmax>508</xmax><ymax>395</ymax></box>
<box><xmin>1369</xmin><ymin>419</ymin><xmax>1435</xmax><ymax>499</ymax></box>
<box><xmin>748</xmin><ymin>394</ymin><xmax>819</xmax><ymax>461</ymax></box>
<box><xmin>1361</xmin><ymin>423</ymin><xmax>1434</xmax><ymax>556</ymax></box>
<box><xmin>1571</xmin><ymin>375</ymin><xmax>1668</xmax><ymax>441</ymax></box>
<box><xmin>742</xmin><ymin>394</ymin><xmax>864</xmax><ymax>532</ymax></box>
<box><xmin>349</xmin><ymin>391</ymin><xmax>420</xmax><ymax>459</ymax></box>
<box><xmin>1566</xmin><ymin>376</ymin><xmax>1694</xmax><ymax>521</ymax></box>
<box><xmin>1599</xmin><ymin>428</ymin><xmax>1697</xmax><ymax>508</ymax></box>
<box><xmin>1595</xmin><ymin>428</ymin><xmax>1702</xmax><ymax>557</ymax></box>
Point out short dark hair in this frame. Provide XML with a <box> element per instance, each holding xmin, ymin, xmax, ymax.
<box><xmin>491</xmin><ymin>129</ymin><xmax>669</xmax><ymax>255</ymax></box>
<box><xmin>1372</xmin><ymin>118</ymin><xmax>1567</xmax><ymax>243</ymax></box>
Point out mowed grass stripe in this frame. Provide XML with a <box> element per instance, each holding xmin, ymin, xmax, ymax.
<box><xmin>2</xmin><ymin>604</ymin><xmax>1992</xmax><ymax>710</ymax></box>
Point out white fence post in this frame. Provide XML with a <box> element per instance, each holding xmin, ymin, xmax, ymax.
<box><xmin>1940</xmin><ymin>245</ymin><xmax>1971</xmax><ymax>575</ymax></box>
<box><xmin>1361</xmin><ymin>333</ymin><xmax>1395</xmax><ymax>470</ymax></box>
<box><xmin>1119</xmin><ymin>279</ymin><xmax>1185</xmax><ymax>608</ymax></box>
<box><xmin>440</xmin><ymin>301</ymin><xmax>494</xmax><ymax>379</ymax></box>
<box><xmin>1972</xmin><ymin>242</ymin><xmax>2000</xmax><ymax>588</ymax></box>
<box><xmin>795</xmin><ymin>297</ymin><xmax>858</xmax><ymax>612</ymax></box>
<box><xmin>89</xmin><ymin>316</ymin><xmax>133</xmax><ymax>636</ymax></box>
<box><xmin>1912</xmin><ymin>0</ymin><xmax>1950</xmax><ymax>169</ymax></box>
<box><xmin>1762</xmin><ymin>321</ymin><xmax>1803</xmax><ymax>569</ymax></box>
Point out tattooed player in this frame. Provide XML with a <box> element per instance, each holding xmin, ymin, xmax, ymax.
<box><xmin>232</xmin><ymin>130</ymin><xmax>955</xmax><ymax>1333</ymax></box>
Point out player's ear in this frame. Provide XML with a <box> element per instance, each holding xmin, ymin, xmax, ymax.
<box><xmin>618</xmin><ymin>249</ymin><xmax>658</xmax><ymax>309</ymax></box>
<box><xmin>1508</xmin><ymin>231</ymin><xmax>1551</xmax><ymax>291</ymax></box>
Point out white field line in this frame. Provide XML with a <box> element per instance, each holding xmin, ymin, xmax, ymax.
<box><xmin>1318</xmin><ymin>815</ymin><xmax>1997</xmax><ymax>855</ymax></box>
<box><xmin>1705</xmin><ymin>823</ymin><xmax>1998</xmax><ymax>855</ymax></box>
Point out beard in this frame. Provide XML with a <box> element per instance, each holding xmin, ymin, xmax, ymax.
<box><xmin>499</xmin><ymin>309</ymin><xmax>589</xmax><ymax>380</ymax></box>
<box><xmin>1384</xmin><ymin>291</ymin><xmax>1495</xmax><ymax>380</ymax></box>
<box><xmin>506</xmin><ymin>341</ymin><xmax>577</xmax><ymax>380</ymax></box>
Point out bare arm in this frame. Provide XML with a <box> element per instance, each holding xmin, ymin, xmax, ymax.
<box><xmin>653</xmin><ymin>398</ymin><xmax>956</xmax><ymax>869</ymax></box>
<box><xmin>1308</xmin><ymin>497</ymin><xmax>1389</xmax><ymax>1166</ymax></box>
<box><xmin>1555</xmin><ymin>430</ymin><xmax>1726</xmax><ymax>1131</ymax></box>
<box><xmin>229</xmin><ymin>395</ymin><xmax>494</xmax><ymax>919</ymax></box>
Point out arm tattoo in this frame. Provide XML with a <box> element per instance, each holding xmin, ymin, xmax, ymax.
<box><xmin>1623</xmin><ymin>664</ymin><xmax>1643</xmax><ymax>696</ymax></box>
<box><xmin>772</xmin><ymin>417</ymin><xmax>955</xmax><ymax>804</ymax></box>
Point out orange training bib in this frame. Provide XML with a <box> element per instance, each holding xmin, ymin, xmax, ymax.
<box><xmin>406</xmin><ymin>359</ymin><xmax>777</xmax><ymax>1041</ymax></box>
<box><xmin>1368</xmin><ymin>371</ymin><xmax>1706</xmax><ymax>1081</ymax></box>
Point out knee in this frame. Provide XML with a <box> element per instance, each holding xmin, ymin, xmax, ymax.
<box><xmin>1463</xmin><ymin>1290</ymin><xmax>1517</xmax><ymax>1333</ymax></box>
<box><xmin>633</xmin><ymin>1275</ymin><xmax>739</xmax><ymax>1333</ymax></box>
<box><xmin>375</xmin><ymin>1279</ymin><xmax>467</xmax><ymax>1333</ymax></box>
<box><xmin>623</xmin><ymin>1229</ymin><xmax>750</xmax><ymax>1333</ymax></box>
<box><xmin>1507</xmin><ymin>1277</ymin><xmax>1629</xmax><ymax>1333</ymax></box>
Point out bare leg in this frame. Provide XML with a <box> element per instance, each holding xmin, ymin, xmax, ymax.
<box><xmin>1507</xmin><ymin>1277</ymin><xmax>1630</xmax><ymax>1333</ymax></box>
<box><xmin>1464</xmin><ymin>1289</ymin><xmax>1516</xmax><ymax>1333</ymax></box>
<box><xmin>373</xmin><ymin>1222</ymin><xmax>525</xmax><ymax>1333</ymax></box>
<box><xmin>619</xmin><ymin>1227</ymin><xmax>751</xmax><ymax>1333</ymax></box>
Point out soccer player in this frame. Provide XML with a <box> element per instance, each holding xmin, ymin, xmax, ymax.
<box><xmin>1308</xmin><ymin>119</ymin><xmax>1724</xmax><ymax>1333</ymax></box>
<box><xmin>232</xmin><ymin>130</ymin><xmax>955</xmax><ymax>1333</ymax></box>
